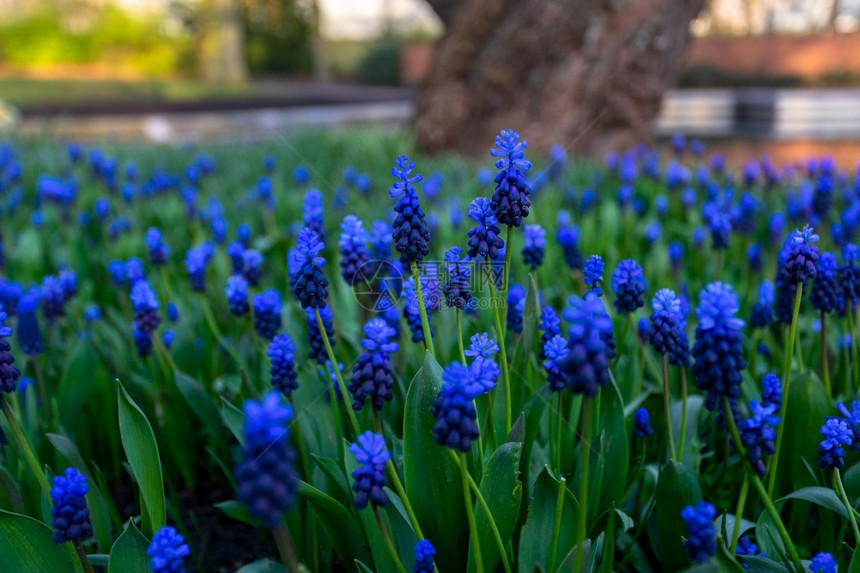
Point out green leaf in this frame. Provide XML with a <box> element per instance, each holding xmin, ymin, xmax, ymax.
<box><xmin>777</xmin><ymin>486</ymin><xmax>849</xmax><ymax>519</ymax></box>
<box><xmin>518</xmin><ymin>467</ymin><xmax>579</xmax><ymax>573</ymax></box>
<box><xmin>46</xmin><ymin>433</ymin><xmax>113</xmax><ymax>552</ymax></box>
<box><xmin>597</xmin><ymin>378</ymin><xmax>628</xmax><ymax>512</ymax></box>
<box><xmin>773</xmin><ymin>372</ymin><xmax>829</xmax><ymax>496</ymax></box>
<box><xmin>468</xmin><ymin>441</ymin><xmax>523</xmax><ymax>573</ymax></box>
<box><xmin>849</xmin><ymin>541</ymin><xmax>860</xmax><ymax>573</ymax></box>
<box><xmin>214</xmin><ymin>501</ymin><xmax>266</xmax><ymax>528</ymax></box>
<box><xmin>600</xmin><ymin>503</ymin><xmax>616</xmax><ymax>573</ymax></box>
<box><xmin>655</xmin><ymin>461</ymin><xmax>702</xmax><ymax>572</ymax></box>
<box><xmin>235</xmin><ymin>558</ymin><xmax>287</xmax><ymax>572</ymax></box>
<box><xmin>174</xmin><ymin>371</ymin><xmax>223</xmax><ymax>439</ymax></box>
<box><xmin>0</xmin><ymin>510</ymin><xmax>77</xmax><ymax>572</ymax></box>
<box><xmin>403</xmin><ymin>351</ymin><xmax>468</xmax><ymax>571</ymax></box>
<box><xmin>221</xmin><ymin>397</ymin><xmax>245</xmax><ymax>446</ymax></box>
<box><xmin>754</xmin><ymin>507</ymin><xmax>786</xmax><ymax>568</ymax></box>
<box><xmin>311</xmin><ymin>454</ymin><xmax>352</xmax><ymax>508</ymax></box>
<box><xmin>116</xmin><ymin>380</ymin><xmax>165</xmax><ymax>537</ymax></box>
<box><xmin>0</xmin><ymin>466</ymin><xmax>23</xmax><ymax>512</ymax></box>
<box><xmin>299</xmin><ymin>480</ymin><xmax>370</xmax><ymax>567</ymax></box>
<box><xmin>56</xmin><ymin>339</ymin><xmax>101</xmax><ymax>431</ymax></box>
<box><xmin>108</xmin><ymin>521</ymin><xmax>151</xmax><ymax>573</ymax></box>
<box><xmin>739</xmin><ymin>556</ymin><xmax>791</xmax><ymax>572</ymax></box>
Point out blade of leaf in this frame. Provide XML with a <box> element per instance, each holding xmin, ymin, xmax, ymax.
<box><xmin>116</xmin><ymin>380</ymin><xmax>165</xmax><ymax>537</ymax></box>
<box><xmin>655</xmin><ymin>460</ymin><xmax>702</xmax><ymax>572</ymax></box>
<box><xmin>518</xmin><ymin>467</ymin><xmax>579</xmax><ymax>573</ymax></box>
<box><xmin>403</xmin><ymin>351</ymin><xmax>468</xmax><ymax>571</ymax></box>
<box><xmin>0</xmin><ymin>509</ymin><xmax>78</xmax><ymax>572</ymax></box>
<box><xmin>299</xmin><ymin>480</ymin><xmax>370</xmax><ymax>567</ymax></box>
<box><xmin>108</xmin><ymin>521</ymin><xmax>151</xmax><ymax>573</ymax></box>
<box><xmin>467</xmin><ymin>441</ymin><xmax>523</xmax><ymax>573</ymax></box>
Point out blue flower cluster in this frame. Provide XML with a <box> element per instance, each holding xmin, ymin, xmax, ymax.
<box><xmin>390</xmin><ymin>155</ymin><xmax>431</xmax><ymax>265</ymax></box>
<box><xmin>50</xmin><ymin>467</ymin><xmax>93</xmax><ymax>544</ymax></box>
<box><xmin>681</xmin><ymin>501</ymin><xmax>716</xmax><ymax>563</ymax></box>
<box><xmin>489</xmin><ymin>129</ymin><xmax>532</xmax><ymax>227</ymax></box>
<box><xmin>349</xmin><ymin>431</ymin><xmax>390</xmax><ymax>509</ymax></box>
<box><xmin>267</xmin><ymin>333</ymin><xmax>298</xmax><ymax>398</ymax></box>
<box><xmin>818</xmin><ymin>418</ymin><xmax>853</xmax><ymax>469</ymax></box>
<box><xmin>148</xmin><ymin>526</ymin><xmax>190</xmax><ymax>573</ymax></box>
<box><xmin>692</xmin><ymin>283</ymin><xmax>747</xmax><ymax>411</ymax></box>
<box><xmin>467</xmin><ymin>197</ymin><xmax>505</xmax><ymax>261</ymax></box>
<box><xmin>234</xmin><ymin>392</ymin><xmax>297</xmax><ymax>526</ymax></box>
<box><xmin>0</xmin><ymin>307</ymin><xmax>20</xmax><ymax>393</ymax></box>
<box><xmin>432</xmin><ymin>363</ymin><xmax>480</xmax><ymax>451</ymax></box>
<box><xmin>521</xmin><ymin>224</ymin><xmax>546</xmax><ymax>270</ymax></box>
<box><xmin>443</xmin><ymin>247</ymin><xmax>472</xmax><ymax>310</ymax></box>
<box><xmin>252</xmin><ymin>289</ymin><xmax>282</xmax><ymax>341</ymax></box>
<box><xmin>292</xmin><ymin>228</ymin><xmax>329</xmax><ymax>309</ymax></box>
<box><xmin>339</xmin><ymin>215</ymin><xmax>371</xmax><ymax>286</ymax></box>
<box><xmin>558</xmin><ymin>293</ymin><xmax>613</xmax><ymax>396</ymax></box>
<box><xmin>612</xmin><ymin>259</ymin><xmax>647</xmax><ymax>313</ymax></box>
<box><xmin>349</xmin><ymin>318</ymin><xmax>399</xmax><ymax>411</ymax></box>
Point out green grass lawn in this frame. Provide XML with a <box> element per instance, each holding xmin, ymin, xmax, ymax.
<box><xmin>0</xmin><ymin>77</ymin><xmax>265</xmax><ymax>108</ymax></box>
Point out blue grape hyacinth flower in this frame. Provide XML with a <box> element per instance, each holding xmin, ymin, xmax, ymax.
<box><xmin>839</xmin><ymin>243</ymin><xmax>860</xmax><ymax>310</ymax></box>
<box><xmin>292</xmin><ymin>228</ymin><xmax>329</xmax><ymax>309</ymax></box>
<box><xmin>414</xmin><ymin>539</ymin><xmax>436</xmax><ymax>573</ymax></box>
<box><xmin>241</xmin><ymin>249</ymin><xmax>264</xmax><ymax>286</ymax></box>
<box><xmin>389</xmin><ymin>155</ymin><xmax>431</xmax><ymax>265</ymax></box>
<box><xmin>490</xmin><ymin>129</ymin><xmax>532</xmax><ymax>227</ymax></box>
<box><xmin>559</xmin><ymin>293</ymin><xmax>613</xmax><ymax>396</ymax></box>
<box><xmin>50</xmin><ymin>467</ymin><xmax>93</xmax><ymax>545</ymax></box>
<box><xmin>0</xmin><ymin>306</ymin><xmax>21</xmax><ymax>393</ymax></box>
<box><xmin>349</xmin><ymin>318</ymin><xmax>398</xmax><ymax>411</ymax></box>
<box><xmin>268</xmin><ymin>333</ymin><xmax>298</xmax><ymax>398</ymax></box>
<box><xmin>17</xmin><ymin>293</ymin><xmax>44</xmax><ymax>356</ymax></box>
<box><xmin>522</xmin><ymin>224</ymin><xmax>546</xmax><ymax>270</ymax></box>
<box><xmin>225</xmin><ymin>275</ymin><xmax>250</xmax><ymax>316</ymax></box>
<box><xmin>811</xmin><ymin>252</ymin><xmax>841</xmax><ymax>314</ymax></box>
<box><xmin>467</xmin><ymin>197</ymin><xmax>505</xmax><ymax>261</ymax></box>
<box><xmin>339</xmin><ymin>215</ymin><xmax>371</xmax><ymax>286</ymax></box>
<box><xmin>750</xmin><ymin>280</ymin><xmax>775</xmax><ymax>329</ymax></box>
<box><xmin>761</xmin><ymin>373</ymin><xmax>782</xmax><ymax>412</ymax></box>
<box><xmin>584</xmin><ymin>255</ymin><xmax>605</xmax><ymax>296</ymax></box>
<box><xmin>809</xmin><ymin>552</ymin><xmax>837</xmax><ymax>573</ymax></box>
<box><xmin>145</xmin><ymin>227</ymin><xmax>171</xmax><ymax>268</ymax></box>
<box><xmin>234</xmin><ymin>392</ymin><xmax>298</xmax><ymax>526</ymax></box>
<box><xmin>432</xmin><ymin>363</ymin><xmax>480</xmax><ymax>451</ymax></box>
<box><xmin>130</xmin><ymin>280</ymin><xmax>160</xmax><ymax>334</ymax></box>
<box><xmin>184</xmin><ymin>245</ymin><xmax>212</xmax><ymax>292</ymax></box>
<box><xmin>649</xmin><ymin>289</ymin><xmax>682</xmax><ymax>356</ymax></box>
<box><xmin>681</xmin><ymin>501</ymin><xmax>717</xmax><ymax>563</ymax></box>
<box><xmin>252</xmin><ymin>290</ymin><xmax>282</xmax><ymax>341</ymax></box>
<box><xmin>539</xmin><ymin>305</ymin><xmax>561</xmax><ymax>359</ymax></box>
<box><xmin>443</xmin><ymin>247</ymin><xmax>472</xmax><ymax>311</ymax></box>
<box><xmin>634</xmin><ymin>407</ymin><xmax>653</xmax><ymax>438</ymax></box>
<box><xmin>784</xmin><ymin>225</ymin><xmax>820</xmax><ymax>284</ymax></box>
<box><xmin>818</xmin><ymin>418</ymin><xmax>853</xmax><ymax>469</ymax></box>
<box><xmin>302</xmin><ymin>189</ymin><xmax>325</xmax><ymax>244</ymax></box>
<box><xmin>544</xmin><ymin>334</ymin><xmax>569</xmax><ymax>392</ymax></box>
<box><xmin>148</xmin><ymin>526</ymin><xmax>190</xmax><ymax>573</ymax></box>
<box><xmin>557</xmin><ymin>224</ymin><xmax>583</xmax><ymax>270</ymax></box>
<box><xmin>349</xmin><ymin>431</ymin><xmax>390</xmax><ymax>509</ymax></box>
<box><xmin>692</xmin><ymin>282</ymin><xmax>747</xmax><ymax>411</ymax></box>
<box><xmin>612</xmin><ymin>259</ymin><xmax>647</xmax><ymax>314</ymax></box>
<box><xmin>739</xmin><ymin>401</ymin><xmax>779</xmax><ymax>476</ymax></box>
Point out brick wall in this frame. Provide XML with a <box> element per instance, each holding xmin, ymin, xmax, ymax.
<box><xmin>684</xmin><ymin>32</ymin><xmax>860</xmax><ymax>79</ymax></box>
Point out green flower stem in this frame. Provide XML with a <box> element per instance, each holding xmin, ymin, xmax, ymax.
<box><xmin>555</xmin><ymin>392</ymin><xmax>564</xmax><ymax>475</ymax></box>
<box><xmin>503</xmin><ymin>226</ymin><xmax>514</xmax><ymax>294</ymax></box>
<box><xmin>456</xmin><ymin>309</ymin><xmax>467</xmax><ymax>363</ymax></box>
<box><xmin>834</xmin><ymin>469</ymin><xmax>860</xmax><ymax>542</ymax></box>
<box><xmin>374</xmin><ymin>506</ymin><xmax>406</xmax><ymax>573</ymax></box>
<box><xmin>678</xmin><ymin>368</ymin><xmax>689</xmax><ymax>461</ymax></box>
<box><xmin>723</xmin><ymin>398</ymin><xmax>803</xmax><ymax>573</ymax></box>
<box><xmin>730</xmin><ymin>475</ymin><xmax>749</xmax><ymax>554</ymax></box>
<box><xmin>74</xmin><ymin>540</ymin><xmax>96</xmax><ymax>573</ymax></box>
<box><xmin>767</xmin><ymin>284</ymin><xmax>803</xmax><ymax>498</ymax></box>
<box><xmin>573</xmin><ymin>397</ymin><xmax>593</xmax><ymax>573</ymax></box>
<box><xmin>459</xmin><ymin>451</ymin><xmax>484</xmax><ymax>573</ymax></box>
<box><xmin>273</xmin><ymin>522</ymin><xmax>300</xmax><ymax>572</ymax></box>
<box><xmin>373</xmin><ymin>412</ymin><xmax>425</xmax><ymax>540</ymax></box>
<box><xmin>450</xmin><ymin>450</ymin><xmax>511</xmax><ymax>573</ymax></box>
<box><xmin>714</xmin><ymin>250</ymin><xmax>723</xmax><ymax>281</ymax></box>
<box><xmin>661</xmin><ymin>355</ymin><xmax>677</xmax><ymax>462</ymax></box>
<box><xmin>821</xmin><ymin>311</ymin><xmax>831</xmax><ymax>398</ymax></box>
<box><xmin>314</xmin><ymin>308</ymin><xmax>361</xmax><ymax>438</ymax></box>
<box><xmin>0</xmin><ymin>396</ymin><xmax>51</xmax><ymax>494</ymax></box>
<box><xmin>200</xmin><ymin>297</ymin><xmax>253</xmax><ymax>378</ymax></box>
<box><xmin>411</xmin><ymin>262</ymin><xmax>435</xmax><ymax>357</ymax></box>
<box><xmin>548</xmin><ymin>476</ymin><xmax>567</xmax><ymax>571</ymax></box>
<box><xmin>486</xmin><ymin>261</ymin><xmax>512</xmax><ymax>434</ymax></box>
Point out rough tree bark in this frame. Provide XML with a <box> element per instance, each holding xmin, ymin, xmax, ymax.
<box><xmin>416</xmin><ymin>0</ymin><xmax>704</xmax><ymax>157</ymax></box>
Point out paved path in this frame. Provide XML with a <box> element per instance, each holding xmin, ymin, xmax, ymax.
<box><xmin>14</xmin><ymin>84</ymin><xmax>860</xmax><ymax>143</ymax></box>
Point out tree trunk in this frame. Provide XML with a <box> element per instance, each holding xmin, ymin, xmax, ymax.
<box><xmin>416</xmin><ymin>0</ymin><xmax>704</xmax><ymax>158</ymax></box>
<box><xmin>200</xmin><ymin>0</ymin><xmax>248</xmax><ymax>84</ymax></box>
